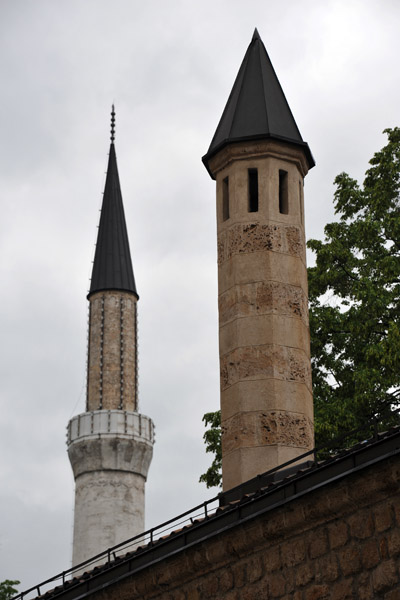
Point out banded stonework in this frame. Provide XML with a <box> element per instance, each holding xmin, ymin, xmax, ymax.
<box><xmin>208</xmin><ymin>139</ymin><xmax>314</xmax><ymax>490</ymax></box>
<box><xmin>217</xmin><ymin>222</ymin><xmax>306</xmax><ymax>265</ymax></box>
<box><xmin>218</xmin><ymin>281</ymin><xmax>309</xmax><ymax>326</ymax></box>
<box><xmin>221</xmin><ymin>410</ymin><xmax>313</xmax><ymax>454</ymax></box>
<box><xmin>220</xmin><ymin>346</ymin><xmax>312</xmax><ymax>392</ymax></box>
<box><xmin>87</xmin><ymin>290</ymin><xmax>138</xmax><ymax>412</ymax></box>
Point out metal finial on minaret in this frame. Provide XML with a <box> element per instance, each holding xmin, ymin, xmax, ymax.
<box><xmin>110</xmin><ymin>104</ymin><xmax>115</xmax><ymax>143</ymax></box>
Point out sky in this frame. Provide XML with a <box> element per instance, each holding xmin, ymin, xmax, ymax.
<box><xmin>1</xmin><ymin>0</ymin><xmax>400</xmax><ymax>592</ymax></box>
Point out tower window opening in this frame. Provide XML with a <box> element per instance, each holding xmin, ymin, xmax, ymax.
<box><xmin>279</xmin><ymin>170</ymin><xmax>288</xmax><ymax>214</ymax></box>
<box><xmin>222</xmin><ymin>176</ymin><xmax>230</xmax><ymax>221</ymax></box>
<box><xmin>248</xmin><ymin>168</ymin><xmax>258</xmax><ymax>212</ymax></box>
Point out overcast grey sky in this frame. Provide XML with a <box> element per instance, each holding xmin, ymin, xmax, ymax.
<box><xmin>1</xmin><ymin>0</ymin><xmax>400</xmax><ymax>592</ymax></box>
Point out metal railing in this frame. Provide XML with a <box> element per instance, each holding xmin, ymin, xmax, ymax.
<box><xmin>12</xmin><ymin>410</ymin><xmax>400</xmax><ymax>600</ymax></box>
<box><xmin>13</xmin><ymin>495</ymin><xmax>221</xmax><ymax>600</ymax></box>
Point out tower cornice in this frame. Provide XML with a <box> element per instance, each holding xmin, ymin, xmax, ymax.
<box><xmin>207</xmin><ymin>138</ymin><xmax>310</xmax><ymax>180</ymax></box>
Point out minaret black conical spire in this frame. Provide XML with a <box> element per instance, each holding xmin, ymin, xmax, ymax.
<box><xmin>88</xmin><ymin>106</ymin><xmax>138</xmax><ymax>298</ymax></box>
<box><xmin>203</xmin><ymin>29</ymin><xmax>314</xmax><ymax>175</ymax></box>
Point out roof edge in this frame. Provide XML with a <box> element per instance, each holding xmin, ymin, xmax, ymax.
<box><xmin>202</xmin><ymin>134</ymin><xmax>315</xmax><ymax>179</ymax></box>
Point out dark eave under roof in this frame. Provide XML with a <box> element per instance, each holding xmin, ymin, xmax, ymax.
<box><xmin>88</xmin><ymin>142</ymin><xmax>138</xmax><ymax>300</ymax></box>
<box><xmin>202</xmin><ymin>28</ymin><xmax>314</xmax><ymax>177</ymax></box>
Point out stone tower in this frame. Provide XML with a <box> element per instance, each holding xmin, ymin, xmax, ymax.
<box><xmin>203</xmin><ymin>30</ymin><xmax>315</xmax><ymax>491</ymax></box>
<box><xmin>67</xmin><ymin>107</ymin><xmax>154</xmax><ymax>567</ymax></box>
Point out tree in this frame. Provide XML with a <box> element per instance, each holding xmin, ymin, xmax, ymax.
<box><xmin>309</xmin><ymin>127</ymin><xmax>400</xmax><ymax>447</ymax></box>
<box><xmin>0</xmin><ymin>580</ymin><xmax>20</xmax><ymax>600</ymax></box>
<box><xmin>200</xmin><ymin>128</ymin><xmax>400</xmax><ymax>487</ymax></box>
<box><xmin>199</xmin><ymin>411</ymin><xmax>222</xmax><ymax>488</ymax></box>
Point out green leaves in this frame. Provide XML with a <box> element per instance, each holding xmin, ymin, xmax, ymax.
<box><xmin>0</xmin><ymin>581</ymin><xmax>20</xmax><ymax>600</ymax></box>
<box><xmin>199</xmin><ymin>411</ymin><xmax>222</xmax><ymax>488</ymax></box>
<box><xmin>309</xmin><ymin>128</ymin><xmax>400</xmax><ymax>448</ymax></box>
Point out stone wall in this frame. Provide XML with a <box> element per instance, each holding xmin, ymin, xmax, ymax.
<box><xmin>94</xmin><ymin>454</ymin><xmax>400</xmax><ymax>600</ymax></box>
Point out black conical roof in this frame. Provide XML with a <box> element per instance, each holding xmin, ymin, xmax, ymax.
<box><xmin>88</xmin><ymin>142</ymin><xmax>138</xmax><ymax>299</ymax></box>
<box><xmin>203</xmin><ymin>29</ymin><xmax>314</xmax><ymax>176</ymax></box>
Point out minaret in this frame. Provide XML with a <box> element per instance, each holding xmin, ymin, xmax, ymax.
<box><xmin>203</xmin><ymin>30</ymin><xmax>315</xmax><ymax>491</ymax></box>
<box><xmin>67</xmin><ymin>107</ymin><xmax>154</xmax><ymax>567</ymax></box>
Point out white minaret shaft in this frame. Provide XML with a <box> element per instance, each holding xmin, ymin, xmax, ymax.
<box><xmin>67</xmin><ymin>107</ymin><xmax>154</xmax><ymax>567</ymax></box>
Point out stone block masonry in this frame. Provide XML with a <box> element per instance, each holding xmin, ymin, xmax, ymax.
<box><xmin>200</xmin><ymin>28</ymin><xmax>316</xmax><ymax>488</ymax></box>
<box><xmin>87</xmin><ymin>291</ymin><xmax>138</xmax><ymax>413</ymax></box>
<box><xmin>70</xmin><ymin>287</ymin><xmax>154</xmax><ymax>568</ymax></box>
<box><xmin>208</xmin><ymin>140</ymin><xmax>314</xmax><ymax>490</ymax></box>
<box><xmin>217</xmin><ymin>222</ymin><xmax>306</xmax><ymax>265</ymax></box>
<box><xmin>70</xmin><ymin>287</ymin><xmax>154</xmax><ymax>567</ymax></box>
<box><xmin>91</xmin><ymin>451</ymin><xmax>400</xmax><ymax>600</ymax></box>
